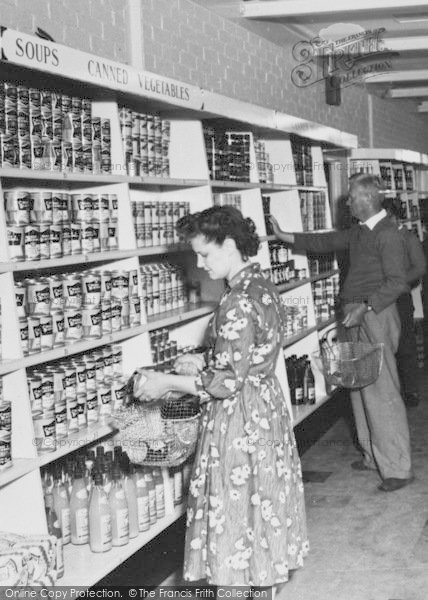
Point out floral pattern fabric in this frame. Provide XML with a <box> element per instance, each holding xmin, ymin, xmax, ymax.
<box><xmin>183</xmin><ymin>263</ymin><xmax>309</xmax><ymax>586</ymax></box>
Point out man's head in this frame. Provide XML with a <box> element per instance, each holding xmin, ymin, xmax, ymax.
<box><xmin>347</xmin><ymin>173</ymin><xmax>383</xmax><ymax>222</ymax></box>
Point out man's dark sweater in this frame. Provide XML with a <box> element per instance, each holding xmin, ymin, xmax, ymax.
<box><xmin>294</xmin><ymin>216</ymin><xmax>407</xmax><ymax>313</ymax></box>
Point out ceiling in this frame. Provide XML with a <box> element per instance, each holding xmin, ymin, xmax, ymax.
<box><xmin>192</xmin><ymin>0</ymin><xmax>428</xmax><ymax>112</ymax></box>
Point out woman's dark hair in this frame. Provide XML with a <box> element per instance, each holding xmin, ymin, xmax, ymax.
<box><xmin>176</xmin><ymin>205</ymin><xmax>260</xmax><ymax>259</ymax></box>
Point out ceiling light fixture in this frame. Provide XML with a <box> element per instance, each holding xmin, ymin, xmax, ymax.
<box><xmin>393</xmin><ymin>14</ymin><xmax>428</xmax><ymax>23</ymax></box>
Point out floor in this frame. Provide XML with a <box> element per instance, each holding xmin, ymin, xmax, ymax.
<box><xmin>101</xmin><ymin>339</ymin><xmax>428</xmax><ymax>600</ymax></box>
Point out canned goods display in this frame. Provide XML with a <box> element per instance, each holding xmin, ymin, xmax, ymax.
<box><xmin>312</xmin><ymin>274</ymin><xmax>339</xmax><ymax>322</ymax></box>
<box><xmin>140</xmin><ymin>262</ymin><xmax>188</xmax><ymax>317</ymax></box>
<box><xmin>132</xmin><ymin>200</ymin><xmax>190</xmax><ymax>248</ymax></box>
<box><xmin>3</xmin><ymin>188</ymin><xmax>118</xmax><ymax>261</ymax></box>
<box><xmin>0</xmin><ymin>81</ymin><xmax>111</xmax><ymax>174</ymax></box>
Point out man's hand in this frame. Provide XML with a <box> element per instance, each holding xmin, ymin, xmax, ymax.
<box><xmin>269</xmin><ymin>216</ymin><xmax>295</xmax><ymax>244</ymax></box>
<box><xmin>342</xmin><ymin>303</ymin><xmax>368</xmax><ymax>328</ymax></box>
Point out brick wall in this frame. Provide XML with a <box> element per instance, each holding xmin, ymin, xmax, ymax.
<box><xmin>0</xmin><ymin>0</ymin><xmax>128</xmax><ymax>62</ymax></box>
<box><xmin>140</xmin><ymin>0</ymin><xmax>428</xmax><ymax>153</ymax></box>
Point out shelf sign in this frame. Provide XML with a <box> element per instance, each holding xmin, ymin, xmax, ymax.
<box><xmin>0</xmin><ymin>27</ymin><xmax>203</xmax><ymax>110</ymax></box>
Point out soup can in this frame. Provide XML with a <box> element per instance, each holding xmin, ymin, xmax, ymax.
<box><xmin>33</xmin><ymin>411</ymin><xmax>56</xmax><ymax>453</ymax></box>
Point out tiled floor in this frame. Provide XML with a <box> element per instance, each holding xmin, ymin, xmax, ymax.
<box><xmin>102</xmin><ymin>348</ymin><xmax>428</xmax><ymax>600</ymax></box>
<box><xmin>280</xmin><ymin>367</ymin><xmax>428</xmax><ymax>600</ymax></box>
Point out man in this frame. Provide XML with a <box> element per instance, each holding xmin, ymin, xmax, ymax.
<box><xmin>383</xmin><ymin>198</ymin><xmax>426</xmax><ymax>407</ymax></box>
<box><xmin>270</xmin><ymin>173</ymin><xmax>413</xmax><ymax>492</ymax></box>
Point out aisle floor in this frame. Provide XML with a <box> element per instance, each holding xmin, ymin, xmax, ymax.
<box><xmin>280</xmin><ymin>370</ymin><xmax>428</xmax><ymax>600</ymax></box>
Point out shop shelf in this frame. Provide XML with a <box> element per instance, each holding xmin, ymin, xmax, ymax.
<box><xmin>316</xmin><ymin>316</ymin><xmax>337</xmax><ymax>331</ymax></box>
<box><xmin>146</xmin><ymin>302</ymin><xmax>216</xmax><ymax>330</ymax></box>
<box><xmin>0</xmin><ymin>457</ymin><xmax>39</xmax><ymax>489</ymax></box>
<box><xmin>209</xmin><ymin>179</ymin><xmax>260</xmax><ymax>191</ymax></box>
<box><xmin>283</xmin><ymin>325</ymin><xmax>317</xmax><ymax>348</ymax></box>
<box><xmin>128</xmin><ymin>176</ymin><xmax>209</xmax><ymax>189</ymax></box>
<box><xmin>292</xmin><ymin>389</ymin><xmax>338</xmax><ymax>427</ymax></box>
<box><xmin>61</xmin><ymin>503</ymin><xmax>187</xmax><ymax>587</ymax></box>
<box><xmin>0</xmin><ymin>167</ymin><xmax>128</xmax><ymax>186</ymax></box>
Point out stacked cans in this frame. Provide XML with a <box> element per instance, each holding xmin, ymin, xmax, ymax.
<box><xmin>140</xmin><ymin>262</ymin><xmax>188</xmax><ymax>318</ymax></box>
<box><xmin>29</xmin><ymin>345</ymin><xmax>127</xmax><ymax>454</ymax></box>
<box><xmin>15</xmin><ymin>268</ymin><xmax>141</xmax><ymax>356</ymax></box>
<box><xmin>282</xmin><ymin>303</ymin><xmax>309</xmax><ymax>340</ymax></box>
<box><xmin>308</xmin><ymin>253</ymin><xmax>335</xmax><ymax>276</ymax></box>
<box><xmin>119</xmin><ymin>107</ymin><xmax>171</xmax><ymax>177</ymax></box>
<box><xmin>4</xmin><ymin>189</ymin><xmax>119</xmax><ymax>262</ymax></box>
<box><xmin>132</xmin><ymin>200</ymin><xmax>189</xmax><ymax>248</ymax></box>
<box><xmin>300</xmin><ymin>191</ymin><xmax>327</xmax><ymax>232</ymax></box>
<box><xmin>312</xmin><ymin>274</ymin><xmax>339</xmax><ymax>322</ymax></box>
<box><xmin>254</xmin><ymin>139</ymin><xmax>274</xmax><ymax>184</ymax></box>
<box><xmin>269</xmin><ymin>242</ymin><xmax>295</xmax><ymax>285</ymax></box>
<box><xmin>0</xmin><ymin>379</ymin><xmax>12</xmax><ymax>470</ymax></box>
<box><xmin>291</xmin><ymin>138</ymin><xmax>313</xmax><ymax>187</ymax></box>
<box><xmin>149</xmin><ymin>328</ymin><xmax>198</xmax><ymax>372</ymax></box>
<box><xmin>213</xmin><ymin>193</ymin><xmax>242</xmax><ymax>210</ymax></box>
<box><xmin>0</xmin><ymin>81</ymin><xmax>111</xmax><ymax>173</ymax></box>
<box><xmin>203</xmin><ymin>126</ymin><xmax>251</xmax><ymax>182</ymax></box>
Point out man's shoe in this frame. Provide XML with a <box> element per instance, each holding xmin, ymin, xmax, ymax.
<box><xmin>351</xmin><ymin>460</ymin><xmax>376</xmax><ymax>471</ymax></box>
<box><xmin>405</xmin><ymin>393</ymin><xmax>420</xmax><ymax>408</ymax></box>
<box><xmin>378</xmin><ymin>477</ymin><xmax>414</xmax><ymax>492</ymax></box>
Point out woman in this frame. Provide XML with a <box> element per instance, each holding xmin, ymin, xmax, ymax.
<box><xmin>134</xmin><ymin>206</ymin><xmax>309</xmax><ymax>587</ymax></box>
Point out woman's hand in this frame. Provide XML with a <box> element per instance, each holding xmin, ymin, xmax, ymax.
<box><xmin>174</xmin><ymin>352</ymin><xmax>206</xmax><ymax>375</ymax></box>
<box><xmin>133</xmin><ymin>369</ymin><xmax>171</xmax><ymax>402</ymax></box>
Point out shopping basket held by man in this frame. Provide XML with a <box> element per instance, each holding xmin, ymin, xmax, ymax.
<box><xmin>270</xmin><ymin>173</ymin><xmax>414</xmax><ymax>493</ymax></box>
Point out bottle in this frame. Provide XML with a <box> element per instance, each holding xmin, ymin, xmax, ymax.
<box><xmin>133</xmin><ymin>465</ymin><xmax>150</xmax><ymax>532</ymax></box>
<box><xmin>286</xmin><ymin>356</ymin><xmax>297</xmax><ymax>405</ymax></box>
<box><xmin>171</xmin><ymin>466</ymin><xmax>183</xmax><ymax>507</ymax></box>
<box><xmin>303</xmin><ymin>359</ymin><xmax>316</xmax><ymax>405</ymax></box>
<box><xmin>102</xmin><ymin>460</ymin><xmax>112</xmax><ymax>496</ymax></box>
<box><xmin>144</xmin><ymin>468</ymin><xmax>157</xmax><ymax>526</ymax></box>
<box><xmin>123</xmin><ymin>467</ymin><xmax>139</xmax><ymax>539</ymax></box>
<box><xmin>45</xmin><ymin>493</ymin><xmax>64</xmax><ymax>579</ymax></box>
<box><xmin>152</xmin><ymin>468</ymin><xmax>165</xmax><ymax>519</ymax></box>
<box><xmin>69</xmin><ymin>466</ymin><xmax>89</xmax><ymax>545</ymax></box>
<box><xmin>52</xmin><ymin>468</ymin><xmax>71</xmax><ymax>545</ymax></box>
<box><xmin>89</xmin><ymin>471</ymin><xmax>112</xmax><ymax>553</ymax></box>
<box><xmin>85</xmin><ymin>450</ymin><xmax>96</xmax><ymax>473</ymax></box>
<box><xmin>109</xmin><ymin>467</ymin><xmax>129</xmax><ymax>546</ymax></box>
<box><xmin>294</xmin><ymin>357</ymin><xmax>304</xmax><ymax>405</ymax></box>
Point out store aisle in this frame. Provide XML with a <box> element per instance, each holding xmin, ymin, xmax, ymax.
<box><xmin>281</xmin><ymin>369</ymin><xmax>428</xmax><ymax>600</ymax></box>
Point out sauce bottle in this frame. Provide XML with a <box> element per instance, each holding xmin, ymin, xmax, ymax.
<box><xmin>89</xmin><ymin>471</ymin><xmax>112</xmax><ymax>553</ymax></box>
<box><xmin>69</xmin><ymin>466</ymin><xmax>89</xmax><ymax>545</ymax></box>
<box><xmin>123</xmin><ymin>466</ymin><xmax>139</xmax><ymax>539</ymax></box>
<box><xmin>108</xmin><ymin>467</ymin><xmax>129</xmax><ymax>546</ymax></box>
<box><xmin>45</xmin><ymin>492</ymin><xmax>64</xmax><ymax>578</ymax></box>
<box><xmin>52</xmin><ymin>467</ymin><xmax>71</xmax><ymax>545</ymax></box>
<box><xmin>144</xmin><ymin>468</ymin><xmax>157</xmax><ymax>526</ymax></box>
<box><xmin>152</xmin><ymin>468</ymin><xmax>165</xmax><ymax>519</ymax></box>
<box><xmin>133</xmin><ymin>465</ymin><xmax>150</xmax><ymax>532</ymax></box>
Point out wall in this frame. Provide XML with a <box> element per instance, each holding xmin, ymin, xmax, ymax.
<box><xmin>0</xmin><ymin>0</ymin><xmax>128</xmax><ymax>62</ymax></box>
<box><xmin>1</xmin><ymin>0</ymin><xmax>428</xmax><ymax>153</ymax></box>
<box><xmin>140</xmin><ymin>0</ymin><xmax>428</xmax><ymax>153</ymax></box>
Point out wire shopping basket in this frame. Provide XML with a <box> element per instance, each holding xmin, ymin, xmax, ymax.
<box><xmin>313</xmin><ymin>339</ymin><xmax>384</xmax><ymax>389</ymax></box>
<box><xmin>112</xmin><ymin>392</ymin><xmax>200</xmax><ymax>467</ymax></box>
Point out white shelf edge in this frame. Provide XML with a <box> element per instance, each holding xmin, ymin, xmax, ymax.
<box><xmin>61</xmin><ymin>503</ymin><xmax>187</xmax><ymax>587</ymax></box>
<box><xmin>0</xmin><ymin>303</ymin><xmax>216</xmax><ymax>375</ymax></box>
<box><xmin>0</xmin><ymin>457</ymin><xmax>39</xmax><ymax>489</ymax></box>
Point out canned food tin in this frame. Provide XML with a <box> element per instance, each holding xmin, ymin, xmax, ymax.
<box><xmin>72</xmin><ymin>361</ymin><xmax>87</xmax><ymax>393</ymax></box>
<box><xmin>54</xmin><ymin>401</ymin><xmax>67</xmax><ymax>439</ymax></box>
<box><xmin>111</xmin><ymin>377</ymin><xmax>128</xmax><ymax>411</ymax></box>
<box><xmin>70</xmin><ymin>222</ymin><xmax>81</xmax><ymax>255</ymax></box>
<box><xmin>62</xmin><ymin>367</ymin><xmax>77</xmax><ymax>400</ymax></box>
<box><xmin>19</xmin><ymin>316</ymin><xmax>29</xmax><ymax>355</ymax></box>
<box><xmin>66</xmin><ymin>400</ymin><xmax>79</xmax><ymax>432</ymax></box>
<box><xmin>101</xmin><ymin>299</ymin><xmax>111</xmax><ymax>335</ymax></box>
<box><xmin>110</xmin><ymin>298</ymin><xmax>122</xmax><ymax>332</ymax></box>
<box><xmin>83</xmin><ymin>358</ymin><xmax>96</xmax><ymax>390</ymax></box>
<box><xmin>24</xmin><ymin>225</ymin><xmax>40</xmax><ymax>261</ymax></box>
<box><xmin>41</xmin><ymin>372</ymin><xmax>55</xmax><ymax>411</ymax></box>
<box><xmin>111</xmin><ymin>345</ymin><xmax>123</xmax><ymax>375</ymax></box>
<box><xmin>28</xmin><ymin>315</ymin><xmax>41</xmax><ymax>354</ymax></box>
<box><xmin>86</xmin><ymin>389</ymin><xmax>99</xmax><ymax>424</ymax></box>
<box><xmin>0</xmin><ymin>430</ymin><xmax>12</xmax><ymax>468</ymax></box>
<box><xmin>111</xmin><ymin>271</ymin><xmax>129</xmax><ymax>300</ymax></box>
<box><xmin>4</xmin><ymin>190</ymin><xmax>30</xmax><ymax>225</ymax></box>
<box><xmin>51</xmin><ymin>368</ymin><xmax>66</xmax><ymax>405</ymax></box>
<box><xmin>61</xmin><ymin>222</ymin><xmax>72</xmax><ymax>256</ymax></box>
<box><xmin>91</xmin><ymin>351</ymin><xmax>105</xmax><ymax>383</ymax></box>
<box><xmin>15</xmin><ymin>282</ymin><xmax>26</xmax><ymax>318</ymax></box>
<box><xmin>39</xmin><ymin>224</ymin><xmax>50</xmax><ymax>260</ymax></box>
<box><xmin>64</xmin><ymin>307</ymin><xmax>83</xmax><ymax>341</ymax></box>
<box><xmin>27</xmin><ymin>278</ymin><xmax>50</xmax><ymax>315</ymax></box>
<box><xmin>107</xmin><ymin>219</ymin><xmax>118</xmax><ymax>250</ymax></box>
<box><xmin>28</xmin><ymin>376</ymin><xmax>43</xmax><ymax>414</ymax></box>
<box><xmin>102</xmin><ymin>347</ymin><xmax>114</xmax><ymax>378</ymax></box>
<box><xmin>63</xmin><ymin>274</ymin><xmax>82</xmax><ymax>308</ymax></box>
<box><xmin>80</xmin><ymin>222</ymin><xmax>93</xmax><ymax>254</ymax></box>
<box><xmin>77</xmin><ymin>393</ymin><xmax>87</xmax><ymax>428</ymax></box>
<box><xmin>109</xmin><ymin>194</ymin><xmax>118</xmax><ymax>222</ymax></box>
<box><xmin>38</xmin><ymin>314</ymin><xmax>54</xmax><ymax>351</ymax></box>
<box><xmin>7</xmin><ymin>226</ymin><xmax>25</xmax><ymax>261</ymax></box>
<box><xmin>0</xmin><ymin>401</ymin><xmax>12</xmax><ymax>432</ymax></box>
<box><xmin>30</xmin><ymin>191</ymin><xmax>52</xmax><ymax>224</ymax></box>
<box><xmin>98</xmin><ymin>384</ymin><xmax>112</xmax><ymax>417</ymax></box>
<box><xmin>120</xmin><ymin>298</ymin><xmax>130</xmax><ymax>329</ymax></box>
<box><xmin>90</xmin><ymin>219</ymin><xmax>100</xmax><ymax>253</ymax></box>
<box><xmin>81</xmin><ymin>272</ymin><xmax>101</xmax><ymax>305</ymax></box>
<box><xmin>51</xmin><ymin>309</ymin><xmax>65</xmax><ymax>347</ymax></box>
<box><xmin>82</xmin><ymin>304</ymin><xmax>101</xmax><ymax>338</ymax></box>
<box><xmin>129</xmin><ymin>296</ymin><xmax>141</xmax><ymax>326</ymax></box>
<box><xmin>72</xmin><ymin>193</ymin><xmax>93</xmax><ymax>222</ymax></box>
<box><xmin>99</xmin><ymin>194</ymin><xmax>110</xmax><ymax>221</ymax></box>
<box><xmin>49</xmin><ymin>224</ymin><xmax>62</xmax><ymax>258</ymax></box>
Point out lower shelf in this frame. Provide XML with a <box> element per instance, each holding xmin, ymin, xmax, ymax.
<box><xmin>292</xmin><ymin>389</ymin><xmax>338</xmax><ymax>427</ymax></box>
<box><xmin>61</xmin><ymin>503</ymin><xmax>187</xmax><ymax>587</ymax></box>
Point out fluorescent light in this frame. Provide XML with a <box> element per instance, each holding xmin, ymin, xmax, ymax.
<box><xmin>393</xmin><ymin>14</ymin><xmax>428</xmax><ymax>23</ymax></box>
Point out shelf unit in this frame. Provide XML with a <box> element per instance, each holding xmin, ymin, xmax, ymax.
<box><xmin>0</xmin><ymin>26</ymin><xmax>357</xmax><ymax>587</ymax></box>
<box><xmin>349</xmin><ymin>149</ymin><xmax>427</xmax><ymax>319</ymax></box>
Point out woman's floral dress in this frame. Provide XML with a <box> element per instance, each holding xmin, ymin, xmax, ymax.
<box><xmin>183</xmin><ymin>263</ymin><xmax>309</xmax><ymax>586</ymax></box>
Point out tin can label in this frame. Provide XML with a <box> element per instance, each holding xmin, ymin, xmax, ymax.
<box><xmin>64</xmin><ymin>309</ymin><xmax>83</xmax><ymax>340</ymax></box>
<box><xmin>7</xmin><ymin>226</ymin><xmax>25</xmax><ymax>261</ymax></box>
<box><xmin>54</xmin><ymin>404</ymin><xmax>68</xmax><ymax>438</ymax></box>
